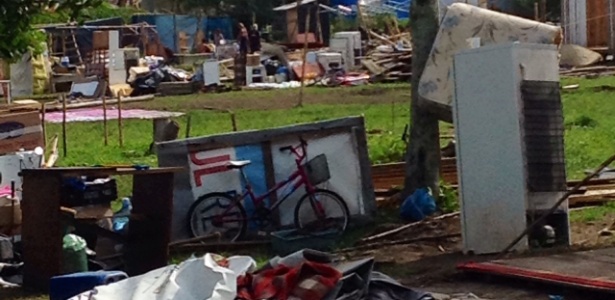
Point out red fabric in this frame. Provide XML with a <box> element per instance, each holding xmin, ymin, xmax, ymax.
<box><xmin>237</xmin><ymin>261</ymin><xmax>342</xmax><ymax>300</ymax></box>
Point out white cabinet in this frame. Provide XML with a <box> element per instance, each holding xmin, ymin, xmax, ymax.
<box><xmin>452</xmin><ymin>43</ymin><xmax>570</xmax><ymax>255</ymax></box>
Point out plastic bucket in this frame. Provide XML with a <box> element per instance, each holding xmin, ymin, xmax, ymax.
<box><xmin>62</xmin><ymin>234</ymin><xmax>88</xmax><ymax>274</ymax></box>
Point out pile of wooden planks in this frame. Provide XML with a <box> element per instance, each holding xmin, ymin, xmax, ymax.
<box><xmin>361</xmin><ymin>47</ymin><xmax>412</xmax><ymax>82</ymax></box>
<box><xmin>568</xmin><ymin>178</ymin><xmax>615</xmax><ymax>207</ymax></box>
<box><xmin>372</xmin><ymin>158</ymin><xmax>458</xmax><ymax>192</ymax></box>
<box><xmin>372</xmin><ymin>159</ymin><xmax>615</xmax><ymax>208</ymax></box>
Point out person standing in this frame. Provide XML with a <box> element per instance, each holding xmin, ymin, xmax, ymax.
<box><xmin>213</xmin><ymin>29</ymin><xmax>225</xmax><ymax>47</ymax></box>
<box><xmin>248</xmin><ymin>24</ymin><xmax>261</xmax><ymax>54</ymax></box>
<box><xmin>237</xmin><ymin>23</ymin><xmax>249</xmax><ymax>54</ymax></box>
<box><xmin>234</xmin><ymin>23</ymin><xmax>250</xmax><ymax>87</ymax></box>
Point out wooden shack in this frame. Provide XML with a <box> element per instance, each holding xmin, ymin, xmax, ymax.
<box><xmin>273</xmin><ymin>0</ymin><xmax>331</xmax><ymax>46</ymax></box>
<box><xmin>562</xmin><ymin>0</ymin><xmax>615</xmax><ymax>52</ymax></box>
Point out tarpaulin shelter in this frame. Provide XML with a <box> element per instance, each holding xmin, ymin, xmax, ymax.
<box><xmin>131</xmin><ymin>14</ymin><xmax>233</xmax><ymax>53</ymax></box>
<box><xmin>39</xmin><ymin>18</ymin><xmax>158</xmax><ymax>64</ymax></box>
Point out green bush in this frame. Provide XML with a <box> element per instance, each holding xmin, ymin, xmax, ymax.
<box><xmin>33</xmin><ymin>2</ymin><xmax>142</xmax><ymax>25</ymax></box>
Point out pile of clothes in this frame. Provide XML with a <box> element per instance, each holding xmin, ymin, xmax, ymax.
<box><xmin>69</xmin><ymin>249</ymin><xmax>434</xmax><ymax>300</ymax></box>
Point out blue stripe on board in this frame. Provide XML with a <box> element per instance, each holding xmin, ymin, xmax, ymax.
<box><xmin>235</xmin><ymin>144</ymin><xmax>268</xmax><ymax>230</ymax></box>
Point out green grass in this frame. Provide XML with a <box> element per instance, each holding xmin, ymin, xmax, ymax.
<box><xmin>51</xmin><ymin>84</ymin><xmax>412</xmax><ymax>169</ymax></box>
<box><xmin>570</xmin><ymin>201</ymin><xmax>615</xmax><ymax>224</ymax></box>
<box><xmin>561</xmin><ymin>77</ymin><xmax>615</xmax><ymax>178</ymax></box>
<box><xmin>43</xmin><ymin>80</ymin><xmax>614</xmax><ymax>211</ymax></box>
<box><xmin>49</xmin><ymin>79</ymin><xmax>614</xmax><ymax>181</ymax></box>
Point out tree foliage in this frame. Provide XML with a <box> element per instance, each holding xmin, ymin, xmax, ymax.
<box><xmin>0</xmin><ymin>0</ymin><xmax>102</xmax><ymax>60</ymax></box>
<box><xmin>175</xmin><ymin>0</ymin><xmax>284</xmax><ymax>27</ymax></box>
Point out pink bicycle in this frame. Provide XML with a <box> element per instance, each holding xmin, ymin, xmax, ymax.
<box><xmin>187</xmin><ymin>138</ymin><xmax>350</xmax><ymax>241</ymax></box>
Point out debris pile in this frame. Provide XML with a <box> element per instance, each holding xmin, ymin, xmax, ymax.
<box><xmin>362</xmin><ymin>45</ymin><xmax>412</xmax><ymax>83</ymax></box>
<box><xmin>66</xmin><ymin>251</ymin><xmax>434</xmax><ymax>300</ymax></box>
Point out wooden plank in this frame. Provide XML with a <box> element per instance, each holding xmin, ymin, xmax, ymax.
<box><xmin>125</xmin><ymin>172</ymin><xmax>175</xmax><ymax>276</ymax></box>
<box><xmin>460</xmin><ymin>248</ymin><xmax>615</xmax><ymax>293</ymax></box>
<box><xmin>569</xmin><ymin>192</ymin><xmax>615</xmax><ymax>206</ymax></box>
<box><xmin>170</xmin><ymin>117</ymin><xmax>364</xmax><ymax>153</ymax></box>
<box><xmin>353</xmin><ymin>124</ymin><xmax>377</xmax><ymax>217</ymax></box>
<box><xmin>587</xmin><ymin>0</ymin><xmax>609</xmax><ymax>47</ymax></box>
<box><xmin>45</xmin><ymin>94</ymin><xmax>154</xmax><ymax>112</ymax></box>
<box><xmin>22</xmin><ymin>175</ymin><xmax>63</xmax><ymax>291</ymax></box>
<box><xmin>609</xmin><ymin>0</ymin><xmax>615</xmax><ymax>53</ymax></box>
<box><xmin>20</xmin><ymin>167</ymin><xmax>183</xmax><ymax>177</ymax></box>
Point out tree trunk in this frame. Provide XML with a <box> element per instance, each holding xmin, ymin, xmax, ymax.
<box><xmin>403</xmin><ymin>0</ymin><xmax>441</xmax><ymax>199</ymax></box>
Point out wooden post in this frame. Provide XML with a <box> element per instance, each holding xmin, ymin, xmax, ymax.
<box><xmin>103</xmin><ymin>95</ymin><xmax>108</xmax><ymax>146</ymax></box>
<box><xmin>118</xmin><ymin>93</ymin><xmax>124</xmax><ymax>147</ymax></box>
<box><xmin>296</xmin><ymin>6</ymin><xmax>311</xmax><ymax>108</ymax></box>
<box><xmin>10</xmin><ymin>181</ymin><xmax>14</xmax><ymax>232</ymax></box>
<box><xmin>609</xmin><ymin>0</ymin><xmax>615</xmax><ymax>55</ymax></box>
<box><xmin>357</xmin><ymin>1</ymin><xmax>370</xmax><ymax>42</ymax></box>
<box><xmin>316</xmin><ymin>3</ymin><xmax>323</xmax><ymax>43</ymax></box>
<box><xmin>62</xmin><ymin>95</ymin><xmax>67</xmax><ymax>157</ymax></box>
<box><xmin>230</xmin><ymin>111</ymin><xmax>237</xmax><ymax>131</ymax></box>
<box><xmin>534</xmin><ymin>1</ymin><xmax>539</xmax><ymax>21</ymax></box>
<box><xmin>153</xmin><ymin>118</ymin><xmax>171</xmax><ymax>142</ymax></box>
<box><xmin>391</xmin><ymin>100</ymin><xmax>395</xmax><ymax>131</ymax></box>
<box><xmin>41</xmin><ymin>103</ymin><xmax>46</xmax><ymax>149</ymax></box>
<box><xmin>540</xmin><ymin>0</ymin><xmax>547</xmax><ymax>22</ymax></box>
<box><xmin>185</xmin><ymin>115</ymin><xmax>192</xmax><ymax>138</ymax></box>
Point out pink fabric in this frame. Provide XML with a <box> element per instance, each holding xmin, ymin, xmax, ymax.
<box><xmin>44</xmin><ymin>108</ymin><xmax>183</xmax><ymax>123</ymax></box>
<box><xmin>0</xmin><ymin>186</ymin><xmax>12</xmax><ymax>198</ymax></box>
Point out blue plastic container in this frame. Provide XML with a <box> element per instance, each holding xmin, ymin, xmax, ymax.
<box><xmin>50</xmin><ymin>271</ymin><xmax>128</xmax><ymax>300</ymax></box>
<box><xmin>400</xmin><ymin>188</ymin><xmax>437</xmax><ymax>222</ymax></box>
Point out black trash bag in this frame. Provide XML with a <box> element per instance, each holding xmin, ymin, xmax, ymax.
<box><xmin>130</xmin><ymin>67</ymin><xmax>167</xmax><ymax>96</ymax></box>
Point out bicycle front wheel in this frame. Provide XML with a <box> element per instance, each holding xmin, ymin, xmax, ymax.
<box><xmin>187</xmin><ymin>192</ymin><xmax>247</xmax><ymax>242</ymax></box>
<box><xmin>294</xmin><ymin>189</ymin><xmax>350</xmax><ymax>234</ymax></box>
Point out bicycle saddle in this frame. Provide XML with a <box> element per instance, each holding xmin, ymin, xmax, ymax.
<box><xmin>227</xmin><ymin>160</ymin><xmax>251</xmax><ymax>169</ymax></box>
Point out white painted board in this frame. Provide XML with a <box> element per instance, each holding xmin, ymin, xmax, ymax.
<box><xmin>203</xmin><ymin>61</ymin><xmax>220</xmax><ymax>86</ymax></box>
<box><xmin>453</xmin><ymin>43</ymin><xmax>530</xmax><ymax>254</ymax></box>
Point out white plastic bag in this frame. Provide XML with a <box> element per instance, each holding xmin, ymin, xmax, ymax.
<box><xmin>70</xmin><ymin>253</ymin><xmax>256</xmax><ymax>300</ymax></box>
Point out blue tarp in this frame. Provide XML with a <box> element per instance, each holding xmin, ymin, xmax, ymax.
<box><xmin>203</xmin><ymin>17</ymin><xmax>234</xmax><ymax>42</ymax></box>
<box><xmin>131</xmin><ymin>14</ymin><xmax>234</xmax><ymax>52</ymax></box>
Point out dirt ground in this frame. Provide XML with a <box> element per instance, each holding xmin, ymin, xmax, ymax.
<box><xmin>351</xmin><ymin>215</ymin><xmax>615</xmax><ymax>299</ymax></box>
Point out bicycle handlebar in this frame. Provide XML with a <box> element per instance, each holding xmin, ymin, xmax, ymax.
<box><xmin>279</xmin><ymin>139</ymin><xmax>308</xmax><ymax>157</ymax></box>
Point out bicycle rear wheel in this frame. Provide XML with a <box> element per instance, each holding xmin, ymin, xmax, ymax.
<box><xmin>294</xmin><ymin>189</ymin><xmax>350</xmax><ymax>234</ymax></box>
<box><xmin>187</xmin><ymin>192</ymin><xmax>247</xmax><ymax>242</ymax></box>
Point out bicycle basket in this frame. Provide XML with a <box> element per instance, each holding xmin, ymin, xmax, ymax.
<box><xmin>304</xmin><ymin>154</ymin><xmax>331</xmax><ymax>186</ymax></box>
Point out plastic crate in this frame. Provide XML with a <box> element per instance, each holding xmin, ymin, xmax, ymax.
<box><xmin>304</xmin><ymin>154</ymin><xmax>331</xmax><ymax>186</ymax></box>
<box><xmin>62</xmin><ymin>178</ymin><xmax>118</xmax><ymax>207</ymax></box>
<box><xmin>271</xmin><ymin>228</ymin><xmax>338</xmax><ymax>256</ymax></box>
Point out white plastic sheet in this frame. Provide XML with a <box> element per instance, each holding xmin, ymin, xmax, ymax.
<box><xmin>70</xmin><ymin>254</ymin><xmax>256</xmax><ymax>300</ymax></box>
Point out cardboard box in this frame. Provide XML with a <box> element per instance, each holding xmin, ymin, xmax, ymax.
<box><xmin>0</xmin><ymin>111</ymin><xmax>43</xmax><ymax>155</ymax></box>
<box><xmin>0</xmin><ymin>197</ymin><xmax>21</xmax><ymax>227</ymax></box>
<box><xmin>93</xmin><ymin>31</ymin><xmax>109</xmax><ymax>50</ymax></box>
<box><xmin>246</xmin><ymin>54</ymin><xmax>261</xmax><ymax>67</ymax></box>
